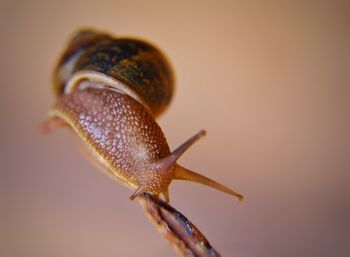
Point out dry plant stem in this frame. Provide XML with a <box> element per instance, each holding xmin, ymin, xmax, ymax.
<box><xmin>139</xmin><ymin>193</ymin><xmax>220</xmax><ymax>257</ymax></box>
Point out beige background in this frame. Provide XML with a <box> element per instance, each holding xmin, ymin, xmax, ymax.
<box><xmin>1</xmin><ymin>0</ymin><xmax>349</xmax><ymax>256</ymax></box>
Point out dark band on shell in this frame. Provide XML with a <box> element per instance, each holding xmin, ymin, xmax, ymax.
<box><xmin>53</xmin><ymin>30</ymin><xmax>174</xmax><ymax>117</ymax></box>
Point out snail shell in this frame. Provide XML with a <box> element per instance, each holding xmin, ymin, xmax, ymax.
<box><xmin>45</xmin><ymin>29</ymin><xmax>243</xmax><ymax>201</ymax></box>
<box><xmin>53</xmin><ymin>30</ymin><xmax>174</xmax><ymax>117</ymax></box>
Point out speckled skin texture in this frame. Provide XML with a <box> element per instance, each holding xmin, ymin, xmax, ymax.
<box><xmin>52</xmin><ymin>88</ymin><xmax>174</xmax><ymax>194</ymax></box>
<box><xmin>54</xmin><ymin>30</ymin><xmax>174</xmax><ymax>117</ymax></box>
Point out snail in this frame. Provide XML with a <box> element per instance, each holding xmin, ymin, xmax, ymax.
<box><xmin>42</xmin><ymin>29</ymin><xmax>243</xmax><ymax>202</ymax></box>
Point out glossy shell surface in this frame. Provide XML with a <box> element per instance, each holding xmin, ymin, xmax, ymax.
<box><xmin>53</xmin><ymin>30</ymin><xmax>174</xmax><ymax>117</ymax></box>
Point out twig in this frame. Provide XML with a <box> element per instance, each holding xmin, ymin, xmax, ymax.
<box><xmin>139</xmin><ymin>193</ymin><xmax>220</xmax><ymax>257</ymax></box>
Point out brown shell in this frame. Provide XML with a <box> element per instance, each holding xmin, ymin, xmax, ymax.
<box><xmin>53</xmin><ymin>29</ymin><xmax>175</xmax><ymax>117</ymax></box>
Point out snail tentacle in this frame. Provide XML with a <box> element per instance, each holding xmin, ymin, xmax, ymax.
<box><xmin>129</xmin><ymin>185</ymin><xmax>145</xmax><ymax>200</ymax></box>
<box><xmin>153</xmin><ymin>130</ymin><xmax>207</xmax><ymax>173</ymax></box>
<box><xmin>174</xmin><ymin>165</ymin><xmax>244</xmax><ymax>202</ymax></box>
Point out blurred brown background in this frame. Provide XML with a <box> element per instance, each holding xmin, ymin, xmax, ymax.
<box><xmin>1</xmin><ymin>0</ymin><xmax>349</xmax><ymax>256</ymax></box>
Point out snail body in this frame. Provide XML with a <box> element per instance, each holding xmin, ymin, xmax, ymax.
<box><xmin>44</xmin><ymin>29</ymin><xmax>243</xmax><ymax>201</ymax></box>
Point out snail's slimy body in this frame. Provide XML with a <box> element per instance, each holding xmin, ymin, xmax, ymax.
<box><xmin>45</xmin><ymin>29</ymin><xmax>243</xmax><ymax>201</ymax></box>
<box><xmin>51</xmin><ymin>87</ymin><xmax>173</xmax><ymax>195</ymax></box>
